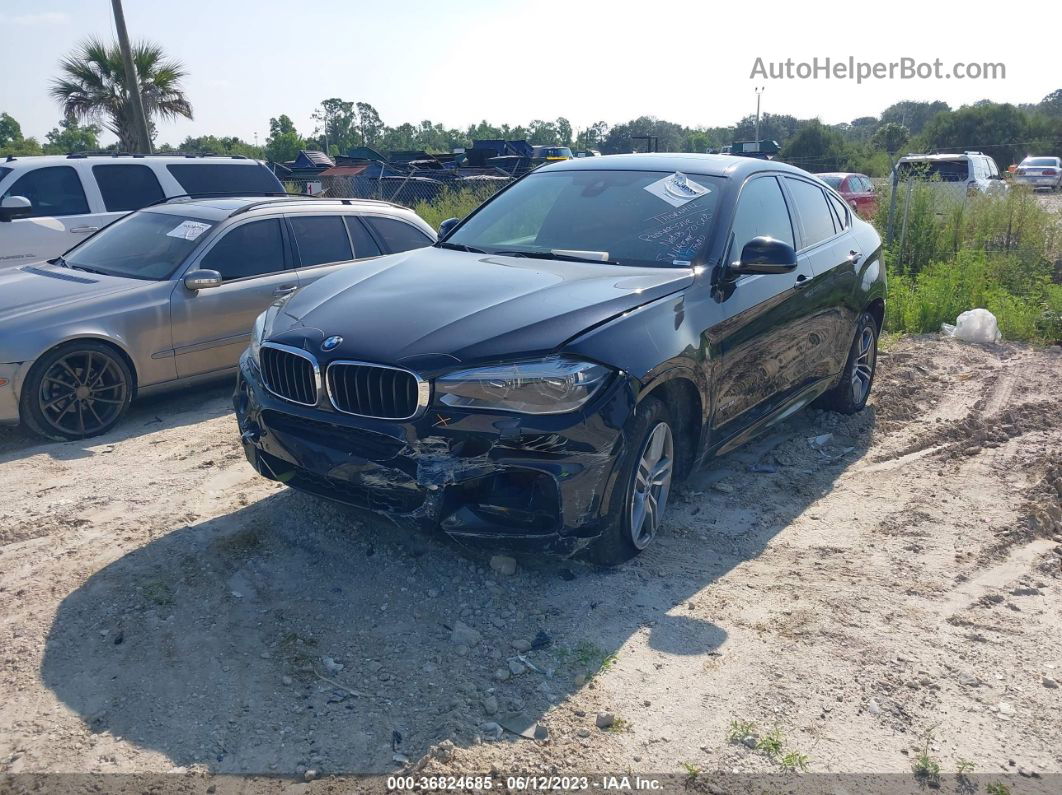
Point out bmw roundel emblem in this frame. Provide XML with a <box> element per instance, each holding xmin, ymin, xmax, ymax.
<box><xmin>321</xmin><ymin>335</ymin><xmax>343</xmax><ymax>351</ymax></box>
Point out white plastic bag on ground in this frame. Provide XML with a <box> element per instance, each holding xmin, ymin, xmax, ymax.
<box><xmin>941</xmin><ymin>308</ymin><xmax>1002</xmax><ymax>344</ymax></box>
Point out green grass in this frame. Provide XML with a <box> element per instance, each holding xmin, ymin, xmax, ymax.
<box><xmin>780</xmin><ymin>751</ymin><xmax>810</xmax><ymax>772</ymax></box>
<box><xmin>986</xmin><ymin>782</ymin><xmax>1011</xmax><ymax>795</ymax></box>
<box><xmin>756</xmin><ymin>728</ymin><xmax>785</xmax><ymax>758</ymax></box>
<box><xmin>956</xmin><ymin>758</ymin><xmax>975</xmax><ymax>774</ymax></box>
<box><xmin>412</xmin><ymin>185</ymin><xmax>501</xmax><ymax>231</ymax></box>
<box><xmin>912</xmin><ymin>729</ymin><xmax>942</xmax><ymax>785</ymax></box>
<box><xmin>680</xmin><ymin>761</ymin><xmax>700</xmax><ymax>782</ymax></box>
<box><xmin>726</xmin><ymin>719</ymin><xmax>757</xmax><ymax>742</ymax></box>
<box><xmin>875</xmin><ymin>182</ymin><xmax>1062</xmax><ymax>343</ymax></box>
<box><xmin>885</xmin><ymin>250</ymin><xmax>1062</xmax><ymax>342</ymax></box>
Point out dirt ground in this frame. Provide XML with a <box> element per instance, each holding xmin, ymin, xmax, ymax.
<box><xmin>0</xmin><ymin>335</ymin><xmax>1060</xmax><ymax>786</ymax></box>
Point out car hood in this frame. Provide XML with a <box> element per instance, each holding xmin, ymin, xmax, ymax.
<box><xmin>0</xmin><ymin>263</ymin><xmax>145</xmax><ymax>325</ymax></box>
<box><xmin>270</xmin><ymin>247</ymin><xmax>694</xmax><ymax>367</ymax></box>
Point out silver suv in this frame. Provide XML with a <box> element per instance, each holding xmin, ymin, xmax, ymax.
<box><xmin>895</xmin><ymin>151</ymin><xmax>1008</xmax><ymax>203</ymax></box>
<box><xmin>0</xmin><ymin>195</ymin><xmax>435</xmax><ymax>440</ymax></box>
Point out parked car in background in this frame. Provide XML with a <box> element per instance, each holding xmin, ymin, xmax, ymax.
<box><xmin>1013</xmin><ymin>156</ymin><xmax>1061</xmax><ymax>191</ymax></box>
<box><xmin>815</xmin><ymin>172</ymin><xmax>878</xmax><ymax>217</ymax></box>
<box><xmin>894</xmin><ymin>152</ymin><xmax>1007</xmax><ymax>204</ymax></box>
<box><xmin>0</xmin><ymin>196</ymin><xmax>434</xmax><ymax>441</ymax></box>
<box><xmin>531</xmin><ymin>146</ymin><xmax>573</xmax><ymax>164</ymax></box>
<box><xmin>0</xmin><ymin>154</ymin><xmax>284</xmax><ymax>269</ymax></box>
<box><xmin>235</xmin><ymin>154</ymin><xmax>885</xmax><ymax>563</ymax></box>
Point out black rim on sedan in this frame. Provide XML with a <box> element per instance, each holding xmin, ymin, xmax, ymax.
<box><xmin>38</xmin><ymin>351</ymin><xmax>127</xmax><ymax>437</ymax></box>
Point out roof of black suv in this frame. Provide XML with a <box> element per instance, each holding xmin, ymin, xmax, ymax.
<box><xmin>538</xmin><ymin>152</ymin><xmax>813</xmax><ymax>179</ymax></box>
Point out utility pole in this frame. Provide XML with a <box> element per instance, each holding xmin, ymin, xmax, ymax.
<box><xmin>111</xmin><ymin>0</ymin><xmax>152</xmax><ymax>153</ymax></box>
<box><xmin>754</xmin><ymin>86</ymin><xmax>765</xmax><ymax>140</ymax></box>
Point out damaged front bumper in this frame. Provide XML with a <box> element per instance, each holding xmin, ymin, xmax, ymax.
<box><xmin>234</xmin><ymin>352</ymin><xmax>636</xmax><ymax>554</ymax></box>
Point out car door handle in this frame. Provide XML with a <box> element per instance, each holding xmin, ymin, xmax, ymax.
<box><xmin>70</xmin><ymin>226</ymin><xmax>100</xmax><ymax>234</ymax></box>
<box><xmin>847</xmin><ymin>250</ymin><xmax>862</xmax><ymax>265</ymax></box>
<box><xmin>273</xmin><ymin>285</ymin><xmax>298</xmax><ymax>296</ymax></box>
<box><xmin>794</xmin><ymin>274</ymin><xmax>811</xmax><ymax>289</ymax></box>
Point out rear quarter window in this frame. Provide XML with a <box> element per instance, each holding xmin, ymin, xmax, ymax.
<box><xmin>785</xmin><ymin>177</ymin><xmax>837</xmax><ymax>248</ymax></box>
<box><xmin>166</xmin><ymin>163</ymin><xmax>282</xmax><ymax>196</ymax></box>
<box><xmin>363</xmin><ymin>216</ymin><xmax>432</xmax><ymax>253</ymax></box>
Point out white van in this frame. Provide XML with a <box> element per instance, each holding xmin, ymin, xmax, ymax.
<box><xmin>0</xmin><ymin>154</ymin><xmax>284</xmax><ymax>269</ymax></box>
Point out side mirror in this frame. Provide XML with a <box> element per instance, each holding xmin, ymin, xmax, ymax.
<box><xmin>729</xmin><ymin>236</ymin><xmax>798</xmax><ymax>276</ymax></box>
<box><xmin>0</xmin><ymin>195</ymin><xmax>32</xmax><ymax>222</ymax></box>
<box><xmin>438</xmin><ymin>217</ymin><xmax>460</xmax><ymax>239</ymax></box>
<box><xmin>184</xmin><ymin>269</ymin><xmax>223</xmax><ymax>291</ymax></box>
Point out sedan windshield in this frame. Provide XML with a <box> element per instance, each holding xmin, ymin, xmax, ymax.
<box><xmin>817</xmin><ymin>175</ymin><xmax>843</xmax><ymax>188</ymax></box>
<box><xmin>63</xmin><ymin>210</ymin><xmax>217</xmax><ymax>280</ymax></box>
<box><xmin>446</xmin><ymin>169</ymin><xmax>723</xmax><ymax>267</ymax></box>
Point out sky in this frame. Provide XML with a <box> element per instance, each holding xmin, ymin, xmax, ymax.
<box><xmin>1</xmin><ymin>0</ymin><xmax>1058</xmax><ymax>147</ymax></box>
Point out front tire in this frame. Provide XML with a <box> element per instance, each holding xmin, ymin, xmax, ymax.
<box><xmin>589</xmin><ymin>397</ymin><xmax>675</xmax><ymax>565</ymax></box>
<box><xmin>814</xmin><ymin>311</ymin><xmax>878</xmax><ymax>414</ymax></box>
<box><xmin>21</xmin><ymin>341</ymin><xmax>133</xmax><ymax>441</ymax></box>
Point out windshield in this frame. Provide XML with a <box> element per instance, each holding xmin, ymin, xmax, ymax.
<box><xmin>63</xmin><ymin>210</ymin><xmax>217</xmax><ymax>280</ymax></box>
<box><xmin>1022</xmin><ymin>157</ymin><xmax>1058</xmax><ymax>167</ymax></box>
<box><xmin>897</xmin><ymin>160</ymin><xmax>969</xmax><ymax>182</ymax></box>
<box><xmin>446</xmin><ymin>169</ymin><xmax>723</xmax><ymax>267</ymax></box>
<box><xmin>817</xmin><ymin>175</ymin><xmax>843</xmax><ymax>188</ymax></box>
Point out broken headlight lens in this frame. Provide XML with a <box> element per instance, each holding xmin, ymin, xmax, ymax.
<box><xmin>436</xmin><ymin>357</ymin><xmax>612</xmax><ymax>414</ymax></box>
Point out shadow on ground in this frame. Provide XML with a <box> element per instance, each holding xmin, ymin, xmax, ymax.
<box><xmin>40</xmin><ymin>407</ymin><xmax>875</xmax><ymax>775</ymax></box>
<box><xmin>0</xmin><ymin>379</ymin><xmax>233</xmax><ymax>463</ymax></box>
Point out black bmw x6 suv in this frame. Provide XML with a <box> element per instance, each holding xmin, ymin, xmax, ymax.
<box><xmin>235</xmin><ymin>154</ymin><xmax>885</xmax><ymax>562</ymax></box>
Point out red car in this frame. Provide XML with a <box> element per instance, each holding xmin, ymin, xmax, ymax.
<box><xmin>816</xmin><ymin>172</ymin><xmax>877</xmax><ymax>217</ymax></box>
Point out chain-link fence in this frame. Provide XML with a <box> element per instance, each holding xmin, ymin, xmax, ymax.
<box><xmin>279</xmin><ymin>163</ymin><xmax>514</xmax><ymax>210</ymax></box>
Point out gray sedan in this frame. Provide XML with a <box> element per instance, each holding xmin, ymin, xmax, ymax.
<box><xmin>0</xmin><ymin>195</ymin><xmax>435</xmax><ymax>440</ymax></box>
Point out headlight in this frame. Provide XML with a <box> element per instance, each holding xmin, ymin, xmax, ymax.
<box><xmin>436</xmin><ymin>357</ymin><xmax>612</xmax><ymax>414</ymax></box>
<box><xmin>250</xmin><ymin>311</ymin><xmax>266</xmax><ymax>363</ymax></box>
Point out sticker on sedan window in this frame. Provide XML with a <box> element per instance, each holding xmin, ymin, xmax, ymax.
<box><xmin>166</xmin><ymin>220</ymin><xmax>211</xmax><ymax>241</ymax></box>
<box><xmin>643</xmin><ymin>172</ymin><xmax>710</xmax><ymax>207</ymax></box>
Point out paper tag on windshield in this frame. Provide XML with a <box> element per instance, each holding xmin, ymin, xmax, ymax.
<box><xmin>644</xmin><ymin>172</ymin><xmax>710</xmax><ymax>207</ymax></box>
<box><xmin>166</xmin><ymin>220</ymin><xmax>211</xmax><ymax>241</ymax></box>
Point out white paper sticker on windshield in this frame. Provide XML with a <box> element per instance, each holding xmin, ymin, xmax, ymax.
<box><xmin>166</xmin><ymin>220</ymin><xmax>211</xmax><ymax>241</ymax></box>
<box><xmin>644</xmin><ymin>172</ymin><xmax>710</xmax><ymax>207</ymax></box>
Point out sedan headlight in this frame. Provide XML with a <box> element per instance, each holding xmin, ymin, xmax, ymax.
<box><xmin>436</xmin><ymin>357</ymin><xmax>612</xmax><ymax>414</ymax></box>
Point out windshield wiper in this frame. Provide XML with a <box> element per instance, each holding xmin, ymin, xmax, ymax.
<box><xmin>493</xmin><ymin>249</ymin><xmax>620</xmax><ymax>266</ymax></box>
<box><xmin>67</xmin><ymin>263</ymin><xmax>109</xmax><ymax>275</ymax></box>
<box><xmin>435</xmin><ymin>241</ymin><xmax>487</xmax><ymax>254</ymax></box>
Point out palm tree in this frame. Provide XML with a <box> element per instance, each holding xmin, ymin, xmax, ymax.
<box><xmin>50</xmin><ymin>38</ymin><xmax>192</xmax><ymax>152</ymax></box>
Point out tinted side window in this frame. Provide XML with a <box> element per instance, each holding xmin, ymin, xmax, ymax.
<box><xmin>2</xmin><ymin>166</ymin><xmax>89</xmax><ymax>217</ymax></box>
<box><xmin>201</xmin><ymin>219</ymin><xmax>286</xmax><ymax>280</ymax></box>
<box><xmin>364</xmin><ymin>216</ymin><xmax>432</xmax><ymax>253</ymax></box>
<box><xmin>729</xmin><ymin>176</ymin><xmax>794</xmax><ymax>261</ymax></box>
<box><xmin>986</xmin><ymin>158</ymin><xmax>999</xmax><ymax>178</ymax></box>
<box><xmin>166</xmin><ymin>163</ymin><xmax>282</xmax><ymax>195</ymax></box>
<box><xmin>288</xmin><ymin>215</ymin><xmax>353</xmax><ymax>267</ymax></box>
<box><xmin>344</xmin><ymin>216</ymin><xmax>382</xmax><ymax>258</ymax></box>
<box><xmin>827</xmin><ymin>193</ymin><xmax>850</xmax><ymax>229</ymax></box>
<box><xmin>92</xmin><ymin>164</ymin><xmax>165</xmax><ymax>211</ymax></box>
<box><xmin>785</xmin><ymin>178</ymin><xmax>837</xmax><ymax>247</ymax></box>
